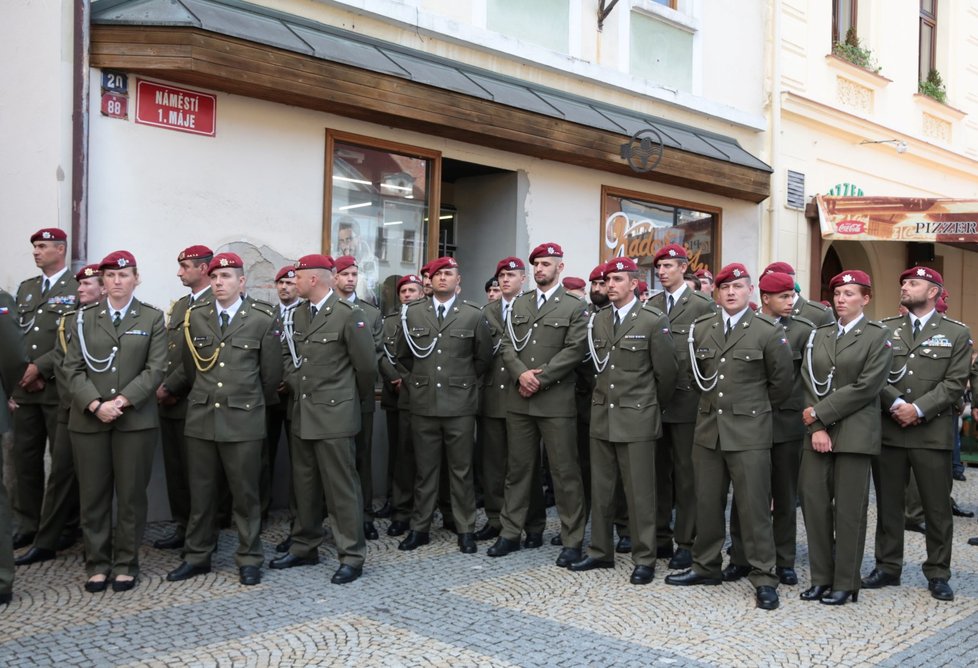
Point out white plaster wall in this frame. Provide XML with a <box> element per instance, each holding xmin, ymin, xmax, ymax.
<box><xmin>0</xmin><ymin>0</ymin><xmax>74</xmax><ymax>292</ymax></box>
<box><xmin>86</xmin><ymin>70</ymin><xmax>761</xmax><ymax>310</ymax></box>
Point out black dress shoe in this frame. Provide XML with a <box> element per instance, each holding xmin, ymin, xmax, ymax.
<box><xmin>905</xmin><ymin>521</ymin><xmax>926</xmax><ymax>534</ymax></box>
<box><xmin>458</xmin><ymin>533</ymin><xmax>477</xmax><ymax>554</ymax></box>
<box><xmin>820</xmin><ymin>589</ymin><xmax>858</xmax><ymax>605</ymax></box>
<box><xmin>630</xmin><ymin>565</ymin><xmax>655</xmax><ymax>585</ymax></box>
<box><xmin>776</xmin><ymin>566</ymin><xmax>798</xmax><ymax>585</ymax></box>
<box><xmin>153</xmin><ymin>532</ymin><xmax>185</xmax><ymax>550</ymax></box>
<box><xmin>363</xmin><ymin>521</ymin><xmax>379</xmax><ymax>540</ymax></box>
<box><xmin>951</xmin><ymin>499</ymin><xmax>974</xmax><ymax>518</ymax></box>
<box><xmin>398</xmin><ymin>531</ymin><xmax>430</xmax><ymax>551</ymax></box>
<box><xmin>556</xmin><ymin>547</ymin><xmax>582</xmax><ymax>568</ymax></box>
<box><xmin>953</xmin><ymin>470</ymin><xmax>967</xmax><ymax>482</ymax></box>
<box><xmin>969</xmin><ymin>536</ymin><xmax>978</xmax><ymax>546</ymax></box>
<box><xmin>331</xmin><ymin>564</ymin><xmax>363</xmax><ymax>584</ymax></box>
<box><xmin>15</xmin><ymin>547</ymin><xmax>56</xmax><ymax>566</ymax></box>
<box><xmin>474</xmin><ymin>523</ymin><xmax>501</xmax><ymax>541</ymax></box>
<box><xmin>374</xmin><ymin>499</ymin><xmax>392</xmax><ymax>518</ymax></box>
<box><xmin>668</xmin><ymin>547</ymin><xmax>692</xmax><ymax>570</ymax></box>
<box><xmin>755</xmin><ymin>586</ymin><xmax>780</xmax><ymax>610</ymax></box>
<box><xmin>55</xmin><ymin>531</ymin><xmax>80</xmax><ymax>551</ymax></box>
<box><xmin>275</xmin><ymin>536</ymin><xmax>293</xmax><ymax>553</ymax></box>
<box><xmin>616</xmin><ymin>536</ymin><xmax>632</xmax><ymax>554</ymax></box>
<box><xmin>269</xmin><ymin>553</ymin><xmax>320</xmax><ymax>569</ymax></box>
<box><xmin>441</xmin><ymin>517</ymin><xmax>457</xmax><ymax>533</ymax></box>
<box><xmin>929</xmin><ymin>578</ymin><xmax>954</xmax><ymax>601</ymax></box>
<box><xmin>239</xmin><ymin>566</ymin><xmax>261</xmax><ymax>586</ymax></box>
<box><xmin>387</xmin><ymin>520</ymin><xmax>409</xmax><ymax>537</ymax></box>
<box><xmin>12</xmin><ymin>533</ymin><xmax>35</xmax><ymax>550</ymax></box>
<box><xmin>166</xmin><ymin>562</ymin><xmax>211</xmax><ymax>581</ymax></box>
<box><xmin>523</xmin><ymin>532</ymin><xmax>543</xmax><ymax>549</ymax></box>
<box><xmin>84</xmin><ymin>577</ymin><xmax>109</xmax><ymax>593</ymax></box>
<box><xmin>487</xmin><ymin>537</ymin><xmax>521</xmax><ymax>557</ymax></box>
<box><xmin>550</xmin><ymin>535</ymin><xmax>563</xmax><ymax>546</ymax></box>
<box><xmin>568</xmin><ymin>556</ymin><xmax>614</xmax><ymax>572</ymax></box>
<box><xmin>861</xmin><ymin>568</ymin><xmax>900</xmax><ymax>589</ymax></box>
<box><xmin>664</xmin><ymin>569</ymin><xmax>722</xmax><ymax>586</ymax></box>
<box><xmin>656</xmin><ymin>544</ymin><xmax>674</xmax><ymax>559</ymax></box>
<box><xmin>112</xmin><ymin>576</ymin><xmax>137</xmax><ymax>592</ymax></box>
<box><xmin>722</xmin><ymin>563</ymin><xmax>751</xmax><ymax>582</ymax></box>
<box><xmin>0</xmin><ymin>592</ymin><xmax>10</xmax><ymax>605</ymax></box>
<box><xmin>800</xmin><ymin>584</ymin><xmax>831</xmax><ymax>601</ymax></box>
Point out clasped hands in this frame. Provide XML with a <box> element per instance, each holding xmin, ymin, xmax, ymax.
<box><xmin>88</xmin><ymin>396</ymin><xmax>132</xmax><ymax>423</ymax></box>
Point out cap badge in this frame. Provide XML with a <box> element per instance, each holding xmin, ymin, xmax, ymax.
<box><xmin>842</xmin><ymin>274</ymin><xmax>853</xmax><ymax>283</ymax></box>
<box><xmin>732</xmin><ymin>269</ymin><xmax>742</xmax><ymax>277</ymax></box>
<box><xmin>668</xmin><ymin>249</ymin><xmax>677</xmax><ymax>257</ymax></box>
<box><xmin>616</xmin><ymin>261</ymin><xmax>624</xmax><ymax>270</ymax></box>
<box><xmin>117</xmin><ymin>258</ymin><xmax>128</xmax><ymax>268</ymax></box>
<box><xmin>508</xmin><ymin>261</ymin><xmax>516</xmax><ymax>268</ymax></box>
<box><xmin>42</xmin><ymin>231</ymin><xmax>52</xmax><ymax>240</ymax></box>
<box><xmin>547</xmin><ymin>246</ymin><xmax>555</xmax><ymax>254</ymax></box>
<box><xmin>84</xmin><ymin>268</ymin><xmax>95</xmax><ymax>277</ymax></box>
<box><xmin>916</xmin><ymin>268</ymin><xmax>927</xmax><ymax>277</ymax></box>
<box><xmin>220</xmin><ymin>258</ymin><xmax>229</xmax><ymax>267</ymax></box>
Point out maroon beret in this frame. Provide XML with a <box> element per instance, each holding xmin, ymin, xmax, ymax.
<box><xmin>763</xmin><ymin>261</ymin><xmax>795</xmax><ymax>276</ymax></box>
<box><xmin>397</xmin><ymin>274</ymin><xmax>423</xmax><ymax>291</ymax></box>
<box><xmin>275</xmin><ymin>266</ymin><xmax>296</xmax><ymax>282</ymax></box>
<box><xmin>207</xmin><ymin>252</ymin><xmax>244</xmax><ymax>274</ymax></box>
<box><xmin>695</xmin><ymin>268</ymin><xmax>713</xmax><ymax>280</ymax></box>
<box><xmin>652</xmin><ymin>244</ymin><xmax>688</xmax><ymax>265</ymax></box>
<box><xmin>589</xmin><ymin>264</ymin><xmax>606</xmax><ymax>282</ymax></box>
<box><xmin>637</xmin><ymin>281</ymin><xmax>649</xmax><ymax>293</ymax></box>
<box><xmin>98</xmin><ymin>250</ymin><xmax>137</xmax><ymax>271</ymax></box>
<box><xmin>334</xmin><ymin>255</ymin><xmax>358</xmax><ymax>273</ymax></box>
<box><xmin>829</xmin><ymin>270</ymin><xmax>872</xmax><ymax>290</ymax></box>
<box><xmin>495</xmin><ymin>256</ymin><xmax>526</xmax><ymax>276</ymax></box>
<box><xmin>758</xmin><ymin>271</ymin><xmax>795</xmax><ymax>294</ymax></box>
<box><xmin>899</xmin><ymin>266</ymin><xmax>943</xmax><ymax>286</ymax></box>
<box><xmin>295</xmin><ymin>254</ymin><xmax>334</xmax><ymax>271</ymax></box>
<box><xmin>603</xmin><ymin>257</ymin><xmax>639</xmax><ymax>278</ymax></box>
<box><xmin>562</xmin><ymin>277</ymin><xmax>585</xmax><ymax>290</ymax></box>
<box><xmin>714</xmin><ymin>263</ymin><xmax>750</xmax><ymax>285</ymax></box>
<box><xmin>419</xmin><ymin>261</ymin><xmax>433</xmax><ymax>277</ymax></box>
<box><xmin>936</xmin><ymin>296</ymin><xmax>948</xmax><ymax>313</ymax></box>
<box><xmin>75</xmin><ymin>264</ymin><xmax>101</xmax><ymax>282</ymax></box>
<box><xmin>30</xmin><ymin>228</ymin><xmax>67</xmax><ymax>243</ymax></box>
<box><xmin>428</xmin><ymin>256</ymin><xmax>459</xmax><ymax>275</ymax></box>
<box><xmin>177</xmin><ymin>245</ymin><xmax>213</xmax><ymax>262</ymax></box>
<box><xmin>529</xmin><ymin>243</ymin><xmax>563</xmax><ymax>262</ymax></box>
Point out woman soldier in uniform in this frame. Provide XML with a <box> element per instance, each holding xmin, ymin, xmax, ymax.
<box><xmin>64</xmin><ymin>251</ymin><xmax>166</xmax><ymax>592</ymax></box>
<box><xmin>799</xmin><ymin>270</ymin><xmax>892</xmax><ymax>605</ymax></box>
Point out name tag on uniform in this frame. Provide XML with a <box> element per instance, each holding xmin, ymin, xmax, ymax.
<box><xmin>624</xmin><ymin>334</ymin><xmax>647</xmax><ymax>340</ymax></box>
<box><xmin>123</xmin><ymin>330</ymin><xmax>149</xmax><ymax>336</ymax></box>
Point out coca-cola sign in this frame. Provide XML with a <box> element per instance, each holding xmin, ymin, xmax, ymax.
<box><xmin>835</xmin><ymin>220</ymin><xmax>866</xmax><ymax>235</ymax></box>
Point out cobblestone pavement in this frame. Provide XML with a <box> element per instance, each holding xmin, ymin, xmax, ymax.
<box><xmin>4</xmin><ymin>475</ymin><xmax>978</xmax><ymax>668</ymax></box>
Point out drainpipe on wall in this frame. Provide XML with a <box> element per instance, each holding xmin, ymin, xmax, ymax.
<box><xmin>71</xmin><ymin>0</ymin><xmax>91</xmax><ymax>270</ymax></box>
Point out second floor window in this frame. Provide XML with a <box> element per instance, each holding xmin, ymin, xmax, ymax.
<box><xmin>832</xmin><ymin>0</ymin><xmax>857</xmax><ymax>45</ymax></box>
<box><xmin>919</xmin><ymin>0</ymin><xmax>937</xmax><ymax>83</ymax></box>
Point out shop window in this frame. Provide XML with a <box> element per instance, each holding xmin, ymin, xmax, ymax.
<box><xmin>487</xmin><ymin>0</ymin><xmax>570</xmax><ymax>53</ymax></box>
<box><xmin>919</xmin><ymin>0</ymin><xmax>937</xmax><ymax>84</ymax></box>
<box><xmin>601</xmin><ymin>186</ymin><xmax>720</xmax><ymax>292</ymax></box>
<box><xmin>832</xmin><ymin>0</ymin><xmax>857</xmax><ymax>46</ymax></box>
<box><xmin>629</xmin><ymin>9</ymin><xmax>693</xmax><ymax>92</ymax></box>
<box><xmin>325</xmin><ymin>130</ymin><xmax>442</xmax><ymax>312</ymax></box>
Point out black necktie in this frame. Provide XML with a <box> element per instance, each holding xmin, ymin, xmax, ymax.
<box><xmin>912</xmin><ymin>319</ymin><xmax>922</xmax><ymax>341</ymax></box>
<box><xmin>310</xmin><ymin>305</ymin><xmax>318</xmax><ymax>319</ymax></box>
<box><xmin>41</xmin><ymin>278</ymin><xmax>50</xmax><ymax>297</ymax></box>
<box><xmin>667</xmin><ymin>295</ymin><xmax>674</xmax><ymax>314</ymax></box>
<box><xmin>112</xmin><ymin>311</ymin><xmax>122</xmax><ymax>328</ymax></box>
<box><xmin>538</xmin><ymin>294</ymin><xmax>547</xmax><ymax>309</ymax></box>
<box><xmin>614</xmin><ymin>311</ymin><xmax>621</xmax><ymax>333</ymax></box>
<box><xmin>220</xmin><ymin>311</ymin><xmax>230</xmax><ymax>333</ymax></box>
<box><xmin>437</xmin><ymin>305</ymin><xmax>446</xmax><ymax>323</ymax></box>
<box><xmin>725</xmin><ymin>319</ymin><xmax>733</xmax><ymax>339</ymax></box>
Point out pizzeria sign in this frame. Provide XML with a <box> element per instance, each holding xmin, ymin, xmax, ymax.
<box><xmin>816</xmin><ymin>195</ymin><xmax>978</xmax><ymax>242</ymax></box>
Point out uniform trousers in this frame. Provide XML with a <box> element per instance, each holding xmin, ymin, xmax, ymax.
<box><xmin>798</xmin><ymin>450</ymin><xmax>871</xmax><ymax>591</ymax></box>
<box><xmin>12</xmin><ymin>402</ymin><xmax>58</xmax><ymax>533</ymax></box>
<box><xmin>32</xmin><ymin>415</ymin><xmax>80</xmax><ymax>550</ymax></box>
<box><xmin>0</xmin><ymin>452</ymin><xmax>13</xmax><ymax>595</ymax></box>
<box><xmin>873</xmin><ymin>446</ymin><xmax>953</xmax><ymax>580</ymax></box>
<box><xmin>263</xmin><ymin>403</ymin><xmax>295</xmax><ymax>522</ymax></box>
<box><xmin>390</xmin><ymin>410</ymin><xmax>415</xmax><ymax>523</ymax></box>
<box><xmin>184</xmin><ymin>437</ymin><xmax>263</xmax><ymax>568</ymax></box>
<box><xmin>655</xmin><ymin>421</ymin><xmax>697</xmax><ymax>551</ymax></box>
<box><xmin>730</xmin><ymin>438</ymin><xmax>801</xmax><ymax>568</ymax></box>
<box><xmin>501</xmin><ymin>413</ymin><xmax>585</xmax><ymax>547</ymax></box>
<box><xmin>411</xmin><ymin>415</ymin><xmax>476</xmax><ymax>533</ymax></box>
<box><xmin>290</xmin><ymin>435</ymin><xmax>365</xmax><ymax>568</ymax></box>
<box><xmin>479</xmin><ymin>415</ymin><xmax>545</xmax><ymax>533</ymax></box>
<box><xmin>383</xmin><ymin>408</ymin><xmax>399</xmax><ymax>502</ymax></box>
<box><xmin>159</xmin><ymin>412</ymin><xmax>191</xmax><ymax>536</ymax></box>
<box><xmin>589</xmin><ymin>438</ymin><xmax>657</xmax><ymax>566</ymax></box>
<box><xmin>70</xmin><ymin>428</ymin><xmax>155</xmax><ymax>577</ymax></box>
<box><xmin>355</xmin><ymin>409</ymin><xmax>375</xmax><ymax>521</ymax></box>
<box><xmin>692</xmin><ymin>444</ymin><xmax>777</xmax><ymax>588</ymax></box>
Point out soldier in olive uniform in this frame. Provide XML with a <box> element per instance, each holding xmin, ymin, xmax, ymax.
<box><xmin>763</xmin><ymin>262</ymin><xmax>836</xmax><ymax>327</ymax></box>
<box><xmin>334</xmin><ymin>255</ymin><xmax>384</xmax><ymax>540</ymax></box>
<box><xmin>488</xmin><ymin>243</ymin><xmax>589</xmax><ymax>567</ymax></box>
<box><xmin>17</xmin><ymin>265</ymin><xmax>104</xmax><ymax>566</ymax></box>
<box><xmin>396</xmin><ymin>256</ymin><xmax>492</xmax><ymax>553</ymax></box>
<box><xmin>64</xmin><ymin>251</ymin><xmax>167</xmax><ymax>592</ymax></box>
<box><xmin>798</xmin><ymin>270</ymin><xmax>892</xmax><ymax>605</ymax></box>
<box><xmin>382</xmin><ymin>275</ymin><xmax>424</xmax><ymax>536</ymax></box>
<box><xmin>154</xmin><ymin>244</ymin><xmax>213</xmax><ymax>550</ymax></box>
<box><xmin>166</xmin><ymin>253</ymin><xmax>283</xmax><ymax>586</ymax></box>
<box><xmin>477</xmin><ymin>257</ymin><xmax>546</xmax><ymax>544</ymax></box>
<box><xmin>665</xmin><ymin>263</ymin><xmax>793</xmax><ymax>611</ymax></box>
<box><xmin>570</xmin><ymin>258</ymin><xmax>677</xmax><ymax>585</ymax></box>
<box><xmin>649</xmin><ymin>244</ymin><xmax>716</xmax><ymax>569</ymax></box>
<box><xmin>271</xmin><ymin>254</ymin><xmax>376</xmax><ymax>584</ymax></box>
<box><xmin>863</xmin><ymin>267</ymin><xmax>970</xmax><ymax>602</ymax></box>
<box><xmin>725</xmin><ymin>271</ymin><xmax>815</xmax><ymax>586</ymax></box>
<box><xmin>11</xmin><ymin>228</ymin><xmax>79</xmax><ymax>547</ymax></box>
<box><xmin>0</xmin><ymin>287</ymin><xmax>28</xmax><ymax>605</ymax></box>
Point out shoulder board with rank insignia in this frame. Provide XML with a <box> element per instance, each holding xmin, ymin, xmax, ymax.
<box><xmin>789</xmin><ymin>314</ymin><xmax>816</xmax><ymax>329</ymax></box>
<box><xmin>690</xmin><ymin>291</ymin><xmax>714</xmax><ymax>304</ymax></box>
<box><xmin>461</xmin><ymin>300</ymin><xmax>483</xmax><ymax>310</ymax></box>
<box><xmin>864</xmin><ymin>320</ymin><xmax>886</xmax><ymax>330</ymax></box>
<box><xmin>693</xmin><ymin>311</ymin><xmax>715</xmax><ymax>325</ymax></box>
<box><xmin>135</xmin><ymin>299</ymin><xmax>162</xmax><ymax>313</ymax></box>
<box><xmin>641</xmin><ymin>303</ymin><xmax>666</xmax><ymax>318</ymax></box>
<box><xmin>754</xmin><ymin>313</ymin><xmax>778</xmax><ymax>327</ymax></box>
<box><xmin>941</xmin><ymin>316</ymin><xmax>968</xmax><ymax>328</ymax></box>
<box><xmin>881</xmin><ymin>314</ymin><xmax>903</xmax><ymax>323</ymax></box>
